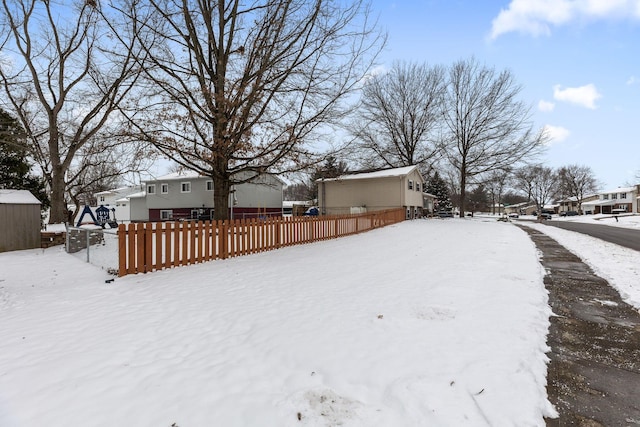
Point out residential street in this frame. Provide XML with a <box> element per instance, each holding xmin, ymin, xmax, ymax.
<box><xmin>519</xmin><ymin>225</ymin><xmax>640</xmax><ymax>426</ymax></box>
<box><xmin>545</xmin><ymin>219</ymin><xmax>640</xmax><ymax>251</ymax></box>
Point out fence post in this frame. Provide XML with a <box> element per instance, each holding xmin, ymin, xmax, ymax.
<box><xmin>85</xmin><ymin>229</ymin><xmax>90</xmax><ymax>263</ymax></box>
<box><xmin>118</xmin><ymin>224</ymin><xmax>126</xmax><ymax>277</ymax></box>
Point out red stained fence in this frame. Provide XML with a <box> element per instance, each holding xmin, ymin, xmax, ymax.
<box><xmin>117</xmin><ymin>208</ymin><xmax>405</xmax><ymax>276</ymax></box>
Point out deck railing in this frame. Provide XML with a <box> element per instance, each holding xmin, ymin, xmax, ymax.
<box><xmin>117</xmin><ymin>208</ymin><xmax>405</xmax><ymax>276</ymax></box>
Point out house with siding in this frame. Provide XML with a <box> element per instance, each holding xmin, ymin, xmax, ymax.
<box><xmin>316</xmin><ymin>165</ymin><xmax>433</xmax><ymax>219</ymax></box>
<box><xmin>141</xmin><ymin>171</ymin><xmax>284</xmax><ymax>221</ymax></box>
<box><xmin>94</xmin><ymin>186</ymin><xmax>144</xmax><ymax>222</ymax></box>
<box><xmin>556</xmin><ymin>194</ymin><xmax>599</xmax><ymax>214</ymax></box>
<box><xmin>581</xmin><ymin>185</ymin><xmax>640</xmax><ymax>214</ymax></box>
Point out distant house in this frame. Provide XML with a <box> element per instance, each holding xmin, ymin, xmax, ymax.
<box><xmin>141</xmin><ymin>171</ymin><xmax>284</xmax><ymax>221</ymax></box>
<box><xmin>127</xmin><ymin>191</ymin><xmax>148</xmax><ymax>222</ymax></box>
<box><xmin>581</xmin><ymin>185</ymin><xmax>640</xmax><ymax>214</ymax></box>
<box><xmin>94</xmin><ymin>186</ymin><xmax>143</xmax><ymax>222</ymax></box>
<box><xmin>557</xmin><ymin>194</ymin><xmax>599</xmax><ymax>214</ymax></box>
<box><xmin>0</xmin><ymin>189</ymin><xmax>41</xmax><ymax>252</ymax></box>
<box><xmin>316</xmin><ymin>165</ymin><xmax>433</xmax><ymax>219</ymax></box>
<box><xmin>504</xmin><ymin>202</ymin><xmax>529</xmax><ymax>215</ymax></box>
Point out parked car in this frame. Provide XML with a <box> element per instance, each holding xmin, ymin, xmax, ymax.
<box><xmin>508</xmin><ymin>213</ymin><xmax>519</xmax><ymax>218</ymax></box>
<box><xmin>540</xmin><ymin>213</ymin><xmax>552</xmax><ymax>220</ymax></box>
<box><xmin>437</xmin><ymin>210</ymin><xmax>454</xmax><ymax>218</ymax></box>
<box><xmin>560</xmin><ymin>210</ymin><xmax>578</xmax><ymax>217</ymax></box>
<box><xmin>304</xmin><ymin>207</ymin><xmax>319</xmax><ymax>216</ymax></box>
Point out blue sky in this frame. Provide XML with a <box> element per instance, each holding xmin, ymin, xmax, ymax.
<box><xmin>369</xmin><ymin>0</ymin><xmax>640</xmax><ymax>190</ymax></box>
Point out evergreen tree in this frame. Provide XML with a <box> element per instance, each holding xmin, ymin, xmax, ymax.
<box><xmin>426</xmin><ymin>171</ymin><xmax>452</xmax><ymax>211</ymax></box>
<box><xmin>0</xmin><ymin>109</ymin><xmax>49</xmax><ymax>208</ymax></box>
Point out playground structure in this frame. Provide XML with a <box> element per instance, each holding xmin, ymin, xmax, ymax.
<box><xmin>75</xmin><ymin>205</ymin><xmax>119</xmax><ymax>228</ymax></box>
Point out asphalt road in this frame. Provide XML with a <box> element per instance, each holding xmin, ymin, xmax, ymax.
<box><xmin>533</xmin><ymin>219</ymin><xmax>640</xmax><ymax>251</ymax></box>
<box><xmin>517</xmin><ymin>226</ymin><xmax>640</xmax><ymax>426</ymax></box>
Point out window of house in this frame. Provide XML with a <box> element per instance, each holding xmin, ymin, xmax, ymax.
<box><xmin>160</xmin><ymin>210</ymin><xmax>172</xmax><ymax>220</ymax></box>
<box><xmin>99</xmin><ymin>195</ymin><xmax>105</xmax><ymax>202</ymax></box>
<box><xmin>408</xmin><ymin>180</ymin><xmax>413</xmax><ymax>190</ymax></box>
<box><xmin>181</xmin><ymin>182</ymin><xmax>191</xmax><ymax>193</ymax></box>
<box><xmin>416</xmin><ymin>182</ymin><xmax>420</xmax><ymax>192</ymax></box>
<box><xmin>147</xmin><ymin>184</ymin><xmax>155</xmax><ymax>194</ymax></box>
<box><xmin>161</xmin><ymin>183</ymin><xmax>169</xmax><ymax>194</ymax></box>
<box><xmin>603</xmin><ymin>194</ymin><xmax>608</xmax><ymax>200</ymax></box>
<box><xmin>206</xmin><ymin>180</ymin><xmax>213</xmax><ymax>191</ymax></box>
<box><xmin>621</xmin><ymin>192</ymin><xmax>627</xmax><ymax>199</ymax></box>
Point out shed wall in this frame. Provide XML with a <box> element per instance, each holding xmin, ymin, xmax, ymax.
<box><xmin>0</xmin><ymin>204</ymin><xmax>41</xmax><ymax>252</ymax></box>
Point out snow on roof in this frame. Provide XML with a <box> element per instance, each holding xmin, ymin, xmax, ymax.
<box><xmin>506</xmin><ymin>202</ymin><xmax>528</xmax><ymax>208</ymax></box>
<box><xmin>318</xmin><ymin>165</ymin><xmax>419</xmax><ymax>182</ymax></box>
<box><xmin>282</xmin><ymin>200</ymin><xmax>313</xmax><ymax>208</ymax></box>
<box><xmin>95</xmin><ymin>186</ymin><xmax>143</xmax><ymax>197</ymax></box>
<box><xmin>150</xmin><ymin>171</ymin><xmax>202</xmax><ymax>182</ymax></box>
<box><xmin>602</xmin><ymin>186</ymin><xmax>637</xmax><ymax>194</ymax></box>
<box><xmin>126</xmin><ymin>191</ymin><xmax>146</xmax><ymax>199</ymax></box>
<box><xmin>146</xmin><ymin>170</ymin><xmax>287</xmax><ymax>186</ymax></box>
<box><xmin>582</xmin><ymin>199</ymin><xmax>616</xmax><ymax>207</ymax></box>
<box><xmin>0</xmin><ymin>189</ymin><xmax>41</xmax><ymax>205</ymax></box>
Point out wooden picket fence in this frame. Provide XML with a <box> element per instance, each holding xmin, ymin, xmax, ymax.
<box><xmin>117</xmin><ymin>208</ymin><xmax>405</xmax><ymax>276</ymax></box>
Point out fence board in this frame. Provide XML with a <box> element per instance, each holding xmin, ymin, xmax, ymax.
<box><xmin>118</xmin><ymin>208</ymin><xmax>404</xmax><ymax>276</ymax></box>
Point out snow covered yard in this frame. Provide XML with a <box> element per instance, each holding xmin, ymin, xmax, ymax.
<box><xmin>0</xmin><ymin>219</ymin><xmax>556</xmax><ymax>426</ymax></box>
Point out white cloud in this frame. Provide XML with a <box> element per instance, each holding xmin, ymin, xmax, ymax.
<box><xmin>358</xmin><ymin>65</ymin><xmax>387</xmax><ymax>87</ymax></box>
<box><xmin>490</xmin><ymin>0</ymin><xmax>640</xmax><ymax>39</ymax></box>
<box><xmin>627</xmin><ymin>76</ymin><xmax>638</xmax><ymax>85</ymax></box>
<box><xmin>543</xmin><ymin>124</ymin><xmax>570</xmax><ymax>145</ymax></box>
<box><xmin>538</xmin><ymin>100</ymin><xmax>555</xmax><ymax>112</ymax></box>
<box><xmin>553</xmin><ymin>84</ymin><xmax>602</xmax><ymax>109</ymax></box>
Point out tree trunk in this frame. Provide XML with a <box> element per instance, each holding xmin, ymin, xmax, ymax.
<box><xmin>213</xmin><ymin>176</ymin><xmax>231</xmax><ymax>221</ymax></box>
<box><xmin>48</xmin><ymin>166</ymin><xmax>67</xmax><ymax>224</ymax></box>
<box><xmin>459</xmin><ymin>171</ymin><xmax>467</xmax><ymax>218</ymax></box>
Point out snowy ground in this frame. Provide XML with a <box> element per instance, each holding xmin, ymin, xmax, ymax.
<box><xmin>1</xmin><ymin>218</ymin><xmax>559</xmax><ymax>426</ymax></box>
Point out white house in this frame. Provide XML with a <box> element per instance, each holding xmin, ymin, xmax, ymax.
<box><xmin>316</xmin><ymin>165</ymin><xmax>434</xmax><ymax>219</ymax></box>
<box><xmin>94</xmin><ymin>186</ymin><xmax>144</xmax><ymax>222</ymax></box>
<box><xmin>581</xmin><ymin>185</ymin><xmax>640</xmax><ymax>214</ymax></box>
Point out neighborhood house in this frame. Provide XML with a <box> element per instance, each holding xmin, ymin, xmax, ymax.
<box><xmin>316</xmin><ymin>165</ymin><xmax>434</xmax><ymax>219</ymax></box>
<box><xmin>94</xmin><ymin>186</ymin><xmax>144</xmax><ymax>222</ymax></box>
<box><xmin>581</xmin><ymin>185</ymin><xmax>640</xmax><ymax>215</ymax></box>
<box><xmin>114</xmin><ymin>171</ymin><xmax>285</xmax><ymax>222</ymax></box>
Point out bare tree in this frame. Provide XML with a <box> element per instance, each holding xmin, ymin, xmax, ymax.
<box><xmin>558</xmin><ymin>164</ymin><xmax>600</xmax><ymax>214</ymax></box>
<box><xmin>514</xmin><ymin>164</ymin><xmax>558</xmax><ymax>218</ymax></box>
<box><xmin>123</xmin><ymin>0</ymin><xmax>384</xmax><ymax>220</ymax></box>
<box><xmin>485</xmin><ymin>168</ymin><xmax>510</xmax><ymax>215</ymax></box>
<box><xmin>441</xmin><ymin>57</ymin><xmax>546</xmax><ymax>217</ymax></box>
<box><xmin>65</xmin><ymin>137</ymin><xmax>149</xmax><ymax>215</ymax></box>
<box><xmin>351</xmin><ymin>61</ymin><xmax>445</xmax><ymax>171</ymax></box>
<box><xmin>0</xmin><ymin>0</ymin><xmax>150</xmax><ymax>223</ymax></box>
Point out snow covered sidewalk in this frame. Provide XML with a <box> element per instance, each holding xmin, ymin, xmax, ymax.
<box><xmin>0</xmin><ymin>219</ymin><xmax>556</xmax><ymax>426</ymax></box>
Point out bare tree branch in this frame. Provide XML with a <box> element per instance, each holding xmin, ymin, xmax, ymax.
<box><xmin>558</xmin><ymin>164</ymin><xmax>600</xmax><ymax>214</ymax></box>
<box><xmin>351</xmin><ymin>61</ymin><xmax>445</xmax><ymax>172</ymax></box>
<box><xmin>121</xmin><ymin>0</ymin><xmax>384</xmax><ymax>220</ymax></box>
<box><xmin>0</xmin><ymin>0</ymin><xmax>152</xmax><ymax>223</ymax></box>
<box><xmin>441</xmin><ymin>57</ymin><xmax>547</xmax><ymax>216</ymax></box>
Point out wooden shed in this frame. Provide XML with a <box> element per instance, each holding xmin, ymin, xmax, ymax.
<box><xmin>0</xmin><ymin>189</ymin><xmax>42</xmax><ymax>252</ymax></box>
